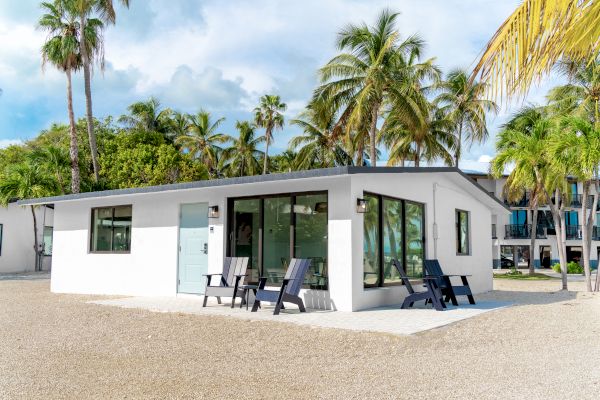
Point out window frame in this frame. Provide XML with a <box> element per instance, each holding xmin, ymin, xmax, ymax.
<box><xmin>226</xmin><ymin>190</ymin><xmax>328</xmax><ymax>289</ymax></box>
<box><xmin>0</xmin><ymin>223</ymin><xmax>3</xmax><ymax>257</ymax></box>
<box><xmin>42</xmin><ymin>225</ymin><xmax>53</xmax><ymax>256</ymax></box>
<box><xmin>89</xmin><ymin>205</ymin><xmax>133</xmax><ymax>254</ymax></box>
<box><xmin>363</xmin><ymin>192</ymin><xmax>426</xmax><ymax>288</ymax></box>
<box><xmin>455</xmin><ymin>209</ymin><xmax>471</xmax><ymax>256</ymax></box>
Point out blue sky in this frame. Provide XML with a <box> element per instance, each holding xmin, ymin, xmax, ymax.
<box><xmin>0</xmin><ymin>0</ymin><xmax>563</xmax><ymax>172</ymax></box>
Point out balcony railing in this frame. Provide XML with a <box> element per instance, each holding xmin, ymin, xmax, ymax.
<box><xmin>505</xmin><ymin>193</ymin><xmax>598</xmax><ymax>209</ymax></box>
<box><xmin>565</xmin><ymin>225</ymin><xmax>582</xmax><ymax>240</ymax></box>
<box><xmin>504</xmin><ymin>224</ymin><xmax>547</xmax><ymax>239</ymax></box>
<box><xmin>504</xmin><ymin>193</ymin><xmax>530</xmax><ymax>207</ymax></box>
<box><xmin>593</xmin><ymin>226</ymin><xmax>600</xmax><ymax>241</ymax></box>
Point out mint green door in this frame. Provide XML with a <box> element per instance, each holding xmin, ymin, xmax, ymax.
<box><xmin>178</xmin><ymin>203</ymin><xmax>209</xmax><ymax>294</ymax></box>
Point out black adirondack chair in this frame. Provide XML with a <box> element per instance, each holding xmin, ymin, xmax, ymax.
<box><xmin>392</xmin><ymin>260</ymin><xmax>446</xmax><ymax>311</ymax></box>
<box><xmin>202</xmin><ymin>257</ymin><xmax>249</xmax><ymax>308</ymax></box>
<box><xmin>251</xmin><ymin>258</ymin><xmax>311</xmax><ymax>315</ymax></box>
<box><xmin>423</xmin><ymin>259</ymin><xmax>475</xmax><ymax>305</ymax></box>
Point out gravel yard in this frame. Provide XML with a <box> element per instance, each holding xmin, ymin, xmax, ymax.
<box><xmin>1</xmin><ymin>276</ymin><xmax>599</xmax><ymax>400</ymax></box>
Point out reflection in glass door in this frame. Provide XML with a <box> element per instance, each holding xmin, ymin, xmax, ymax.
<box><xmin>231</xmin><ymin>199</ymin><xmax>260</xmax><ymax>281</ymax></box>
<box><xmin>263</xmin><ymin>196</ymin><xmax>291</xmax><ymax>284</ymax></box>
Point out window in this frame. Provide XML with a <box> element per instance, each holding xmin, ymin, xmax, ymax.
<box><xmin>0</xmin><ymin>224</ymin><xmax>3</xmax><ymax>256</ymax></box>
<box><xmin>228</xmin><ymin>192</ymin><xmax>328</xmax><ymax>289</ymax></box>
<box><xmin>565</xmin><ymin>211</ymin><xmax>578</xmax><ymax>226</ymax></box>
<box><xmin>363</xmin><ymin>193</ymin><xmax>425</xmax><ymax>288</ymax></box>
<box><xmin>510</xmin><ymin>210</ymin><xmax>527</xmax><ymax>225</ymax></box>
<box><xmin>90</xmin><ymin>206</ymin><xmax>132</xmax><ymax>253</ymax></box>
<box><xmin>456</xmin><ymin>209</ymin><xmax>470</xmax><ymax>255</ymax></box>
<box><xmin>43</xmin><ymin>226</ymin><xmax>53</xmax><ymax>256</ymax></box>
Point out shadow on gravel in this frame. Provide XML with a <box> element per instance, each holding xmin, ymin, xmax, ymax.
<box><xmin>484</xmin><ymin>289</ymin><xmax>578</xmax><ymax>305</ymax></box>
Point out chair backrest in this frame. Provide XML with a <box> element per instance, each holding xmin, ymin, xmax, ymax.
<box><xmin>221</xmin><ymin>257</ymin><xmax>249</xmax><ymax>286</ymax></box>
<box><xmin>283</xmin><ymin>258</ymin><xmax>311</xmax><ymax>296</ymax></box>
<box><xmin>392</xmin><ymin>259</ymin><xmax>415</xmax><ymax>294</ymax></box>
<box><xmin>424</xmin><ymin>259</ymin><xmax>444</xmax><ymax>276</ymax></box>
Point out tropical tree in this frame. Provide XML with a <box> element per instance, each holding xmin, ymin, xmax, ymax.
<box><xmin>175</xmin><ymin>110</ymin><xmax>230</xmax><ymax>177</ymax></box>
<box><xmin>473</xmin><ymin>0</ymin><xmax>600</xmax><ymax>98</ymax></box>
<box><xmin>289</xmin><ymin>106</ymin><xmax>352</xmax><ymax>170</ymax></box>
<box><xmin>118</xmin><ymin>97</ymin><xmax>174</xmax><ymax>138</ymax></box>
<box><xmin>0</xmin><ymin>162</ymin><xmax>58</xmax><ymax>271</ymax></box>
<box><xmin>315</xmin><ymin>9</ymin><xmax>425</xmax><ymax>166</ymax></box>
<box><xmin>28</xmin><ymin>145</ymin><xmax>71</xmax><ymax>195</ymax></box>
<box><xmin>254</xmin><ymin>95</ymin><xmax>286</xmax><ymax>174</ymax></box>
<box><xmin>435</xmin><ymin>69</ymin><xmax>498</xmax><ymax>167</ymax></box>
<box><xmin>71</xmin><ymin>0</ymin><xmax>131</xmax><ymax>183</ymax></box>
<box><xmin>547</xmin><ymin>116</ymin><xmax>600</xmax><ymax>291</ymax></box>
<box><xmin>39</xmin><ymin>0</ymin><xmax>82</xmax><ymax>193</ymax></box>
<box><xmin>219</xmin><ymin>121</ymin><xmax>265</xmax><ymax>177</ymax></box>
<box><xmin>491</xmin><ymin>107</ymin><xmax>550</xmax><ymax>276</ymax></box>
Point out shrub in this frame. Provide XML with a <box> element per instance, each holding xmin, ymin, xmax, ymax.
<box><xmin>551</xmin><ymin>261</ymin><xmax>584</xmax><ymax>274</ymax></box>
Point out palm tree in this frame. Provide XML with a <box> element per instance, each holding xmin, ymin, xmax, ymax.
<box><xmin>28</xmin><ymin>145</ymin><xmax>71</xmax><ymax>195</ymax></box>
<box><xmin>491</xmin><ymin>107</ymin><xmax>550</xmax><ymax>276</ymax></box>
<box><xmin>435</xmin><ymin>69</ymin><xmax>498</xmax><ymax>167</ymax></box>
<box><xmin>547</xmin><ymin>116</ymin><xmax>600</xmax><ymax>291</ymax></box>
<box><xmin>71</xmin><ymin>0</ymin><xmax>131</xmax><ymax>183</ymax></box>
<box><xmin>547</xmin><ymin>58</ymin><xmax>600</xmax><ymax>128</ymax></box>
<box><xmin>254</xmin><ymin>95</ymin><xmax>286</xmax><ymax>174</ymax></box>
<box><xmin>219</xmin><ymin>121</ymin><xmax>265</xmax><ymax>177</ymax></box>
<box><xmin>289</xmin><ymin>106</ymin><xmax>352</xmax><ymax>170</ymax></box>
<box><xmin>119</xmin><ymin>97</ymin><xmax>174</xmax><ymax>137</ymax></box>
<box><xmin>473</xmin><ymin>0</ymin><xmax>600</xmax><ymax>98</ymax></box>
<box><xmin>175</xmin><ymin>110</ymin><xmax>230</xmax><ymax>177</ymax></box>
<box><xmin>0</xmin><ymin>162</ymin><xmax>58</xmax><ymax>271</ymax></box>
<box><xmin>315</xmin><ymin>9</ymin><xmax>425</xmax><ymax>166</ymax></box>
<box><xmin>39</xmin><ymin>0</ymin><xmax>82</xmax><ymax>194</ymax></box>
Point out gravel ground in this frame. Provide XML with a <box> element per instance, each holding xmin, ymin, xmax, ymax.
<box><xmin>1</xmin><ymin>277</ymin><xmax>599</xmax><ymax>400</ymax></box>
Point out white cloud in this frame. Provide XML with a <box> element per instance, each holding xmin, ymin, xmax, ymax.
<box><xmin>477</xmin><ymin>155</ymin><xmax>492</xmax><ymax>163</ymax></box>
<box><xmin>0</xmin><ymin>139</ymin><xmax>23</xmax><ymax>149</ymax></box>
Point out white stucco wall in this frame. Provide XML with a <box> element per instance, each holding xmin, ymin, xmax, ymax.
<box><xmin>49</xmin><ymin>171</ymin><xmax>503</xmax><ymax>311</ymax></box>
<box><xmin>0</xmin><ymin>204</ymin><xmax>53</xmax><ymax>273</ymax></box>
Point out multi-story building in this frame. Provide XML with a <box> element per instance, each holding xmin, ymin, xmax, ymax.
<box><xmin>467</xmin><ymin>172</ymin><xmax>600</xmax><ymax>270</ymax></box>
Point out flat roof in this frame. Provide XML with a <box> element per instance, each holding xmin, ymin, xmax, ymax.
<box><xmin>17</xmin><ymin>166</ymin><xmax>510</xmax><ymax>211</ymax></box>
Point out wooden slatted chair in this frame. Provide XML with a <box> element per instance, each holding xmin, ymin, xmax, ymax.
<box><xmin>392</xmin><ymin>260</ymin><xmax>445</xmax><ymax>311</ymax></box>
<box><xmin>251</xmin><ymin>258</ymin><xmax>311</xmax><ymax>315</ymax></box>
<box><xmin>202</xmin><ymin>257</ymin><xmax>249</xmax><ymax>308</ymax></box>
<box><xmin>424</xmin><ymin>259</ymin><xmax>475</xmax><ymax>305</ymax></box>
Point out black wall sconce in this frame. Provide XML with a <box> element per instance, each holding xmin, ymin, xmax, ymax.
<box><xmin>356</xmin><ymin>198</ymin><xmax>367</xmax><ymax>213</ymax></box>
<box><xmin>208</xmin><ymin>205</ymin><xmax>219</xmax><ymax>218</ymax></box>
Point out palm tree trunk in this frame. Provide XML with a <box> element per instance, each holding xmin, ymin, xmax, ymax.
<box><xmin>455</xmin><ymin>122</ymin><xmax>463</xmax><ymax>168</ymax></box>
<box><xmin>80</xmin><ymin>16</ymin><xmax>100</xmax><ymax>184</ymax></box>
<box><xmin>56</xmin><ymin>171</ymin><xmax>66</xmax><ymax>195</ymax></box>
<box><xmin>414</xmin><ymin>143</ymin><xmax>421</xmax><ymax>167</ymax></box>
<box><xmin>66</xmin><ymin>69</ymin><xmax>80</xmax><ymax>194</ymax></box>
<box><xmin>559</xmin><ymin>205</ymin><xmax>568</xmax><ymax>290</ymax></box>
<box><xmin>581</xmin><ymin>182</ymin><xmax>593</xmax><ymax>291</ymax></box>
<box><xmin>263</xmin><ymin>130</ymin><xmax>270</xmax><ymax>175</ymax></box>
<box><xmin>529</xmin><ymin>206</ymin><xmax>538</xmax><ymax>275</ymax></box>
<box><xmin>30</xmin><ymin>206</ymin><xmax>39</xmax><ymax>272</ymax></box>
<box><xmin>369</xmin><ymin>103</ymin><xmax>379</xmax><ymax>167</ymax></box>
<box><xmin>546</xmin><ymin>187</ymin><xmax>567</xmax><ymax>290</ymax></box>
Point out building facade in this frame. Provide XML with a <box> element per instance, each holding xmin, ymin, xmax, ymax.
<box><xmin>468</xmin><ymin>173</ymin><xmax>600</xmax><ymax>270</ymax></box>
<box><xmin>20</xmin><ymin>167</ymin><xmax>508</xmax><ymax>311</ymax></box>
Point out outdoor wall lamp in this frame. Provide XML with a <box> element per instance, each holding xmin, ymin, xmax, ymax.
<box><xmin>208</xmin><ymin>205</ymin><xmax>219</xmax><ymax>218</ymax></box>
<box><xmin>356</xmin><ymin>198</ymin><xmax>368</xmax><ymax>213</ymax></box>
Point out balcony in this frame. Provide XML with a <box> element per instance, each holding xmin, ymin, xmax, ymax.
<box><xmin>504</xmin><ymin>193</ymin><xmax>530</xmax><ymax>208</ymax></box>
<box><xmin>565</xmin><ymin>225</ymin><xmax>582</xmax><ymax>240</ymax></box>
<box><xmin>593</xmin><ymin>226</ymin><xmax>600</xmax><ymax>241</ymax></box>
<box><xmin>492</xmin><ymin>224</ymin><xmax>497</xmax><ymax>239</ymax></box>
<box><xmin>504</xmin><ymin>224</ymin><xmax>547</xmax><ymax>239</ymax></box>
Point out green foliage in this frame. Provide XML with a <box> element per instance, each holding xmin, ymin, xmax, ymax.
<box><xmin>551</xmin><ymin>262</ymin><xmax>584</xmax><ymax>274</ymax></box>
<box><xmin>99</xmin><ymin>131</ymin><xmax>208</xmax><ymax>188</ymax></box>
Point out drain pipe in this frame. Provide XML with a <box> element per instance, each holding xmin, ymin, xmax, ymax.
<box><xmin>433</xmin><ymin>182</ymin><xmax>438</xmax><ymax>259</ymax></box>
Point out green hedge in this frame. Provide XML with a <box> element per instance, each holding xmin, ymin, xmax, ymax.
<box><xmin>551</xmin><ymin>261</ymin><xmax>584</xmax><ymax>274</ymax></box>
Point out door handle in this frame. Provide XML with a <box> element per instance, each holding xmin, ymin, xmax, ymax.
<box><xmin>203</xmin><ymin>243</ymin><xmax>208</xmax><ymax>254</ymax></box>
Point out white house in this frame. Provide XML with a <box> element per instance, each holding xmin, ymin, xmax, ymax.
<box><xmin>19</xmin><ymin>167</ymin><xmax>509</xmax><ymax>311</ymax></box>
<box><xmin>0</xmin><ymin>202</ymin><xmax>54</xmax><ymax>273</ymax></box>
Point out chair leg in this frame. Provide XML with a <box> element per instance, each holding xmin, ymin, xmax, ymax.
<box><xmin>216</xmin><ymin>297</ymin><xmax>222</xmax><ymax>305</ymax></box>
<box><xmin>297</xmin><ymin>299</ymin><xmax>306</xmax><ymax>313</ymax></box>
<box><xmin>251</xmin><ymin>300</ymin><xmax>260</xmax><ymax>312</ymax></box>
<box><xmin>202</xmin><ymin>295</ymin><xmax>208</xmax><ymax>307</ymax></box>
<box><xmin>231</xmin><ymin>293</ymin><xmax>237</xmax><ymax>308</ymax></box>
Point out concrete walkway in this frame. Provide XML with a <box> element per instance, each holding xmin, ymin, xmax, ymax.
<box><xmin>90</xmin><ymin>296</ymin><xmax>511</xmax><ymax>335</ymax></box>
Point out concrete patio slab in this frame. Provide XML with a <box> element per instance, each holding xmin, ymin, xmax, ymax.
<box><xmin>89</xmin><ymin>296</ymin><xmax>511</xmax><ymax>335</ymax></box>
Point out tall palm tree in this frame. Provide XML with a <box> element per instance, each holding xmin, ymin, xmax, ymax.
<box><xmin>72</xmin><ymin>0</ymin><xmax>131</xmax><ymax>183</ymax></box>
<box><xmin>315</xmin><ymin>9</ymin><xmax>425</xmax><ymax>166</ymax></box>
<box><xmin>254</xmin><ymin>95</ymin><xmax>286</xmax><ymax>174</ymax></box>
<box><xmin>547</xmin><ymin>116</ymin><xmax>600</xmax><ymax>291</ymax></box>
<box><xmin>39</xmin><ymin>0</ymin><xmax>82</xmax><ymax>193</ymax></box>
<box><xmin>547</xmin><ymin>58</ymin><xmax>600</xmax><ymax>128</ymax></box>
<box><xmin>219</xmin><ymin>121</ymin><xmax>265</xmax><ymax>177</ymax></box>
<box><xmin>175</xmin><ymin>110</ymin><xmax>230</xmax><ymax>177</ymax></box>
<box><xmin>492</xmin><ymin>107</ymin><xmax>549</xmax><ymax>276</ymax></box>
<box><xmin>28</xmin><ymin>145</ymin><xmax>71</xmax><ymax>195</ymax></box>
<box><xmin>435</xmin><ymin>69</ymin><xmax>498</xmax><ymax>167</ymax></box>
<box><xmin>289</xmin><ymin>106</ymin><xmax>352</xmax><ymax>170</ymax></box>
<box><xmin>473</xmin><ymin>0</ymin><xmax>600</xmax><ymax>98</ymax></box>
<box><xmin>0</xmin><ymin>162</ymin><xmax>58</xmax><ymax>271</ymax></box>
<box><xmin>119</xmin><ymin>97</ymin><xmax>173</xmax><ymax>137</ymax></box>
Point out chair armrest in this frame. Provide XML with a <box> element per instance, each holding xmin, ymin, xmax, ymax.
<box><xmin>202</xmin><ymin>273</ymin><xmax>223</xmax><ymax>277</ymax></box>
<box><xmin>234</xmin><ymin>273</ymin><xmax>248</xmax><ymax>277</ymax></box>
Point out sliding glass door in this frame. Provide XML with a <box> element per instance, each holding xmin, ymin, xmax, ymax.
<box><xmin>228</xmin><ymin>191</ymin><xmax>328</xmax><ymax>289</ymax></box>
